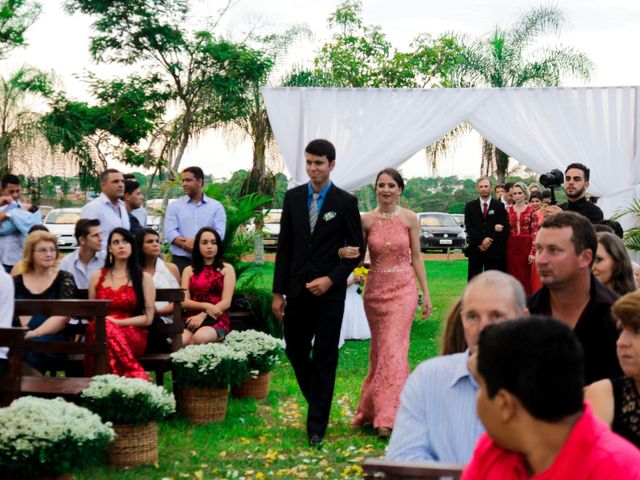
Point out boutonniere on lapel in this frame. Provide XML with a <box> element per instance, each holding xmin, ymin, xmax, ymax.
<box><xmin>488</xmin><ymin>209</ymin><xmax>495</xmax><ymax>215</ymax></box>
<box><xmin>323</xmin><ymin>211</ymin><xmax>337</xmax><ymax>222</ymax></box>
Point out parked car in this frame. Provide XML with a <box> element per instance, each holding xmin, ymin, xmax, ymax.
<box><xmin>451</xmin><ymin>213</ymin><xmax>465</xmax><ymax>228</ymax></box>
<box><xmin>43</xmin><ymin>208</ymin><xmax>82</xmax><ymax>250</ymax></box>
<box><xmin>417</xmin><ymin>212</ymin><xmax>466</xmax><ymax>252</ymax></box>
<box><xmin>262</xmin><ymin>209</ymin><xmax>282</xmax><ymax>250</ymax></box>
<box><xmin>38</xmin><ymin>205</ymin><xmax>54</xmax><ymax>221</ymax></box>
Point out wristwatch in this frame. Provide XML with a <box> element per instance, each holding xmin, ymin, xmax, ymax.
<box><xmin>4</xmin><ymin>212</ymin><xmax>11</xmax><ymax>219</ymax></box>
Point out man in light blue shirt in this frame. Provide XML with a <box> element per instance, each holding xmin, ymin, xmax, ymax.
<box><xmin>164</xmin><ymin>166</ymin><xmax>226</xmax><ymax>274</ymax></box>
<box><xmin>0</xmin><ymin>267</ymin><xmax>14</xmax><ymax>373</ymax></box>
<box><xmin>80</xmin><ymin>169</ymin><xmax>129</xmax><ymax>251</ymax></box>
<box><xmin>0</xmin><ymin>174</ymin><xmax>41</xmax><ymax>272</ymax></box>
<box><xmin>59</xmin><ymin>218</ymin><xmax>105</xmax><ymax>289</ymax></box>
<box><xmin>386</xmin><ymin>271</ymin><xmax>528</xmax><ymax>464</ymax></box>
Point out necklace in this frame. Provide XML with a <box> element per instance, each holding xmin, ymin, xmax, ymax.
<box><xmin>374</xmin><ymin>206</ymin><xmax>400</xmax><ymax>219</ymax></box>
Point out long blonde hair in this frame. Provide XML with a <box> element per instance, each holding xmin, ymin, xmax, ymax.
<box><xmin>21</xmin><ymin>231</ymin><xmax>59</xmax><ymax>274</ymax></box>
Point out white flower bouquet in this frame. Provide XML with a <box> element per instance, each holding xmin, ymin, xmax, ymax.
<box><xmin>225</xmin><ymin>329</ymin><xmax>285</xmax><ymax>374</ymax></box>
<box><xmin>81</xmin><ymin>374</ymin><xmax>176</xmax><ymax>426</ymax></box>
<box><xmin>171</xmin><ymin>342</ymin><xmax>249</xmax><ymax>388</ymax></box>
<box><xmin>0</xmin><ymin>396</ymin><xmax>115</xmax><ymax>478</ymax></box>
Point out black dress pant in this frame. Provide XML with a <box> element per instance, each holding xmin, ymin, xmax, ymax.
<box><xmin>467</xmin><ymin>252</ymin><xmax>505</xmax><ymax>281</ymax></box>
<box><xmin>283</xmin><ymin>288</ymin><xmax>345</xmax><ymax>437</ymax></box>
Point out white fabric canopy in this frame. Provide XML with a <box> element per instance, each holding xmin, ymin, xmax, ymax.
<box><xmin>262</xmin><ymin>86</ymin><xmax>640</xmax><ymax>219</ymax></box>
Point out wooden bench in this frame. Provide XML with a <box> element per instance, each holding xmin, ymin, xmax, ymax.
<box><xmin>12</xmin><ymin>299</ymin><xmax>110</xmax><ymax>400</ymax></box>
<box><xmin>0</xmin><ymin>327</ymin><xmax>26</xmax><ymax>406</ymax></box>
<box><xmin>362</xmin><ymin>459</ymin><xmax>464</xmax><ymax>480</ymax></box>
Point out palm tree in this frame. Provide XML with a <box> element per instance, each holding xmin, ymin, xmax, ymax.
<box><xmin>452</xmin><ymin>5</ymin><xmax>593</xmax><ymax>182</ymax></box>
<box><xmin>0</xmin><ymin>67</ymin><xmax>54</xmax><ymax>175</ymax></box>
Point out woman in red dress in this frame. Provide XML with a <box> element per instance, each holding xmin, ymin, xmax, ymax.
<box><xmin>86</xmin><ymin>227</ymin><xmax>155</xmax><ymax>380</ymax></box>
<box><xmin>506</xmin><ymin>182</ymin><xmax>539</xmax><ymax>295</ymax></box>
<box><xmin>181</xmin><ymin>227</ymin><xmax>236</xmax><ymax>346</ymax></box>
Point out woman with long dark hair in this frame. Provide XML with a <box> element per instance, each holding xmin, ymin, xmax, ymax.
<box><xmin>593</xmin><ymin>232</ymin><xmax>636</xmax><ymax>295</ymax></box>
<box><xmin>86</xmin><ymin>227</ymin><xmax>155</xmax><ymax>380</ymax></box>
<box><xmin>181</xmin><ymin>227</ymin><xmax>236</xmax><ymax>346</ymax></box>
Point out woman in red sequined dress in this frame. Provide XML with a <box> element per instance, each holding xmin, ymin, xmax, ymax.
<box><xmin>86</xmin><ymin>228</ymin><xmax>155</xmax><ymax>380</ymax></box>
<box><xmin>181</xmin><ymin>227</ymin><xmax>236</xmax><ymax>346</ymax></box>
<box><xmin>341</xmin><ymin>168</ymin><xmax>432</xmax><ymax>437</ymax></box>
<box><xmin>506</xmin><ymin>182</ymin><xmax>539</xmax><ymax>295</ymax></box>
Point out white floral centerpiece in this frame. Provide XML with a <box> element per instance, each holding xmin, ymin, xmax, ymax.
<box><xmin>0</xmin><ymin>396</ymin><xmax>114</xmax><ymax>478</ymax></box>
<box><xmin>225</xmin><ymin>329</ymin><xmax>285</xmax><ymax>374</ymax></box>
<box><xmin>81</xmin><ymin>374</ymin><xmax>175</xmax><ymax>425</ymax></box>
<box><xmin>81</xmin><ymin>375</ymin><xmax>175</xmax><ymax>467</ymax></box>
<box><xmin>225</xmin><ymin>329</ymin><xmax>285</xmax><ymax>400</ymax></box>
<box><xmin>171</xmin><ymin>342</ymin><xmax>249</xmax><ymax>389</ymax></box>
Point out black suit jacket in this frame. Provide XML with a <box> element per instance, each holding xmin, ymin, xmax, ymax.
<box><xmin>464</xmin><ymin>198</ymin><xmax>508</xmax><ymax>259</ymax></box>
<box><xmin>273</xmin><ymin>183</ymin><xmax>364</xmax><ymax>299</ymax></box>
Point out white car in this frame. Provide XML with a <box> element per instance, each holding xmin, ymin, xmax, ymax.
<box><xmin>44</xmin><ymin>208</ymin><xmax>82</xmax><ymax>250</ymax></box>
<box><xmin>263</xmin><ymin>209</ymin><xmax>282</xmax><ymax>250</ymax></box>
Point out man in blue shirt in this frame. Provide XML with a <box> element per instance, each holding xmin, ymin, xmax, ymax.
<box><xmin>386</xmin><ymin>271</ymin><xmax>528</xmax><ymax>464</ymax></box>
<box><xmin>80</xmin><ymin>169</ymin><xmax>130</xmax><ymax>251</ymax></box>
<box><xmin>164</xmin><ymin>166</ymin><xmax>226</xmax><ymax>274</ymax></box>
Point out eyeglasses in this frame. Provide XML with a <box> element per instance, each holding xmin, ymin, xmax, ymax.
<box><xmin>34</xmin><ymin>247</ymin><xmax>57</xmax><ymax>255</ymax></box>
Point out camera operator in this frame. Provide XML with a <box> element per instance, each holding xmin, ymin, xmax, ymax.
<box><xmin>542</xmin><ymin>163</ymin><xmax>604</xmax><ymax>224</ymax></box>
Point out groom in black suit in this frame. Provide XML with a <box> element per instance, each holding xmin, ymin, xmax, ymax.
<box><xmin>272</xmin><ymin>139</ymin><xmax>364</xmax><ymax>446</ymax></box>
<box><xmin>464</xmin><ymin>176</ymin><xmax>508</xmax><ymax>281</ymax></box>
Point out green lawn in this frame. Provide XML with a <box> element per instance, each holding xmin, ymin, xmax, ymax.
<box><xmin>73</xmin><ymin>260</ymin><xmax>468</xmax><ymax>480</ymax></box>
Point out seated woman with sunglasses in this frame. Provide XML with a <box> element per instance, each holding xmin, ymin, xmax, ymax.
<box><xmin>13</xmin><ymin>231</ymin><xmax>78</xmax><ymax>374</ymax></box>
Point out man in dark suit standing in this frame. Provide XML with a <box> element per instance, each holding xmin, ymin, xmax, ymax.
<box><xmin>272</xmin><ymin>139</ymin><xmax>364</xmax><ymax>447</ymax></box>
<box><xmin>464</xmin><ymin>177</ymin><xmax>508</xmax><ymax>281</ymax></box>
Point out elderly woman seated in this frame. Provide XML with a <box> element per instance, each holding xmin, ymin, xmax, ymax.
<box><xmin>585</xmin><ymin>290</ymin><xmax>640</xmax><ymax>448</ymax></box>
<box><xmin>13</xmin><ymin>230</ymin><xmax>78</xmax><ymax>374</ymax></box>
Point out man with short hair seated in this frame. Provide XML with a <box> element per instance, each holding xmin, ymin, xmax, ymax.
<box><xmin>386</xmin><ymin>271</ymin><xmax>528</xmax><ymax>463</ymax></box>
<box><xmin>463</xmin><ymin>316</ymin><xmax>640</xmax><ymax>479</ymax></box>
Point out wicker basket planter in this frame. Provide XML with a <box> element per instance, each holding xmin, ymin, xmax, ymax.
<box><xmin>177</xmin><ymin>386</ymin><xmax>229</xmax><ymax>424</ymax></box>
<box><xmin>231</xmin><ymin>371</ymin><xmax>271</xmax><ymax>400</ymax></box>
<box><xmin>107</xmin><ymin>422</ymin><xmax>158</xmax><ymax>467</ymax></box>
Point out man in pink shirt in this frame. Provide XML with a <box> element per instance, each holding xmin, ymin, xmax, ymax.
<box><xmin>464</xmin><ymin>316</ymin><xmax>640</xmax><ymax>480</ymax></box>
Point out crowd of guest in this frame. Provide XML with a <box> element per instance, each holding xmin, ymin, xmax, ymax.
<box><xmin>0</xmin><ymin>167</ymin><xmax>234</xmax><ymax>380</ymax></box>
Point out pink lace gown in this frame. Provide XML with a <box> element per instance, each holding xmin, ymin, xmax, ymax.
<box><xmin>84</xmin><ymin>268</ymin><xmax>150</xmax><ymax>381</ymax></box>
<box><xmin>353</xmin><ymin>213</ymin><xmax>418</xmax><ymax>429</ymax></box>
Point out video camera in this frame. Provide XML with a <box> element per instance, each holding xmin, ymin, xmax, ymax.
<box><xmin>539</xmin><ymin>169</ymin><xmax>564</xmax><ymax>205</ymax></box>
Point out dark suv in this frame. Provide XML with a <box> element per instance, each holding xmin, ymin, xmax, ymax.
<box><xmin>417</xmin><ymin>212</ymin><xmax>466</xmax><ymax>252</ymax></box>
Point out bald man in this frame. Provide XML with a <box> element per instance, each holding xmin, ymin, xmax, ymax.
<box><xmin>387</xmin><ymin>271</ymin><xmax>529</xmax><ymax>464</ymax></box>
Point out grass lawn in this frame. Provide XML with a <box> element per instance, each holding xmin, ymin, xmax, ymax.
<box><xmin>73</xmin><ymin>259</ymin><xmax>468</xmax><ymax>480</ymax></box>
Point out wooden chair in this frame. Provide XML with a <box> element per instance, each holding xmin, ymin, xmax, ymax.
<box><xmin>362</xmin><ymin>458</ymin><xmax>464</xmax><ymax>480</ymax></box>
<box><xmin>14</xmin><ymin>299</ymin><xmax>110</xmax><ymax>399</ymax></box>
<box><xmin>0</xmin><ymin>327</ymin><xmax>27</xmax><ymax>406</ymax></box>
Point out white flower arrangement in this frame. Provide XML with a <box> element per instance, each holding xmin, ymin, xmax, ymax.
<box><xmin>171</xmin><ymin>342</ymin><xmax>249</xmax><ymax>388</ymax></box>
<box><xmin>0</xmin><ymin>396</ymin><xmax>114</xmax><ymax>477</ymax></box>
<box><xmin>81</xmin><ymin>374</ymin><xmax>175</xmax><ymax>425</ymax></box>
<box><xmin>225</xmin><ymin>329</ymin><xmax>285</xmax><ymax>374</ymax></box>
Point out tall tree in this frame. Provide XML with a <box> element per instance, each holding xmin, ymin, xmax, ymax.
<box><xmin>454</xmin><ymin>5</ymin><xmax>593</xmax><ymax>182</ymax></box>
<box><xmin>0</xmin><ymin>0</ymin><xmax>41</xmax><ymax>58</ymax></box>
<box><xmin>0</xmin><ymin>66</ymin><xmax>54</xmax><ymax>175</ymax></box>
<box><xmin>64</xmin><ymin>0</ymin><xmax>272</xmax><ymax>200</ymax></box>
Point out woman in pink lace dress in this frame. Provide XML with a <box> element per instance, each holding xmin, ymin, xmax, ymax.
<box><xmin>341</xmin><ymin>168</ymin><xmax>432</xmax><ymax>437</ymax></box>
<box><xmin>86</xmin><ymin>228</ymin><xmax>155</xmax><ymax>380</ymax></box>
<box><xmin>181</xmin><ymin>227</ymin><xmax>236</xmax><ymax>346</ymax></box>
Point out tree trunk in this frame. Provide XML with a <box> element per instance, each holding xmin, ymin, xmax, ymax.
<box><xmin>0</xmin><ymin>134</ymin><xmax>10</xmax><ymax>176</ymax></box>
<box><xmin>494</xmin><ymin>147</ymin><xmax>509</xmax><ymax>184</ymax></box>
<box><xmin>481</xmin><ymin>138</ymin><xmax>494</xmax><ymax>178</ymax></box>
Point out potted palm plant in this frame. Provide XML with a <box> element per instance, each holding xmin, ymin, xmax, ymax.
<box><xmin>81</xmin><ymin>375</ymin><xmax>175</xmax><ymax>467</ymax></box>
<box><xmin>226</xmin><ymin>329</ymin><xmax>285</xmax><ymax>400</ymax></box>
<box><xmin>0</xmin><ymin>396</ymin><xmax>114</xmax><ymax>479</ymax></box>
<box><xmin>171</xmin><ymin>343</ymin><xmax>248</xmax><ymax>423</ymax></box>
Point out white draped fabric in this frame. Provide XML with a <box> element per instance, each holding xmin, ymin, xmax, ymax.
<box><xmin>262</xmin><ymin>87</ymin><xmax>640</xmax><ymax>218</ymax></box>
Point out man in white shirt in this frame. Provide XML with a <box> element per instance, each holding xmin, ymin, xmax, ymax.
<box><xmin>80</xmin><ymin>169</ymin><xmax>129</xmax><ymax>250</ymax></box>
<box><xmin>0</xmin><ymin>267</ymin><xmax>14</xmax><ymax>374</ymax></box>
<box><xmin>59</xmin><ymin>219</ymin><xmax>105</xmax><ymax>289</ymax></box>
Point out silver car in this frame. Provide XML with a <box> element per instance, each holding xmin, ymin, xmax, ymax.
<box><xmin>43</xmin><ymin>208</ymin><xmax>82</xmax><ymax>250</ymax></box>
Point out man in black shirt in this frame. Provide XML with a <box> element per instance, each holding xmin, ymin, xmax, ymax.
<box><xmin>559</xmin><ymin>163</ymin><xmax>604</xmax><ymax>224</ymax></box>
<box><xmin>528</xmin><ymin>211</ymin><xmax>621</xmax><ymax>385</ymax></box>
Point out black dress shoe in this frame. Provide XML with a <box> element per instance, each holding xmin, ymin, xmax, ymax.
<box><xmin>308</xmin><ymin>434</ymin><xmax>324</xmax><ymax>447</ymax></box>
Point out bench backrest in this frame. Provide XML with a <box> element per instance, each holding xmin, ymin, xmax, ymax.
<box><xmin>14</xmin><ymin>299</ymin><xmax>110</xmax><ymax>374</ymax></box>
<box><xmin>362</xmin><ymin>459</ymin><xmax>464</xmax><ymax>480</ymax></box>
<box><xmin>0</xmin><ymin>327</ymin><xmax>26</xmax><ymax>406</ymax></box>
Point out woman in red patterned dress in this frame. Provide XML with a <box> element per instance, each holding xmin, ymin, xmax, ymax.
<box><xmin>86</xmin><ymin>228</ymin><xmax>155</xmax><ymax>380</ymax></box>
<box><xmin>181</xmin><ymin>227</ymin><xmax>236</xmax><ymax>346</ymax></box>
<box><xmin>506</xmin><ymin>182</ymin><xmax>539</xmax><ymax>295</ymax></box>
